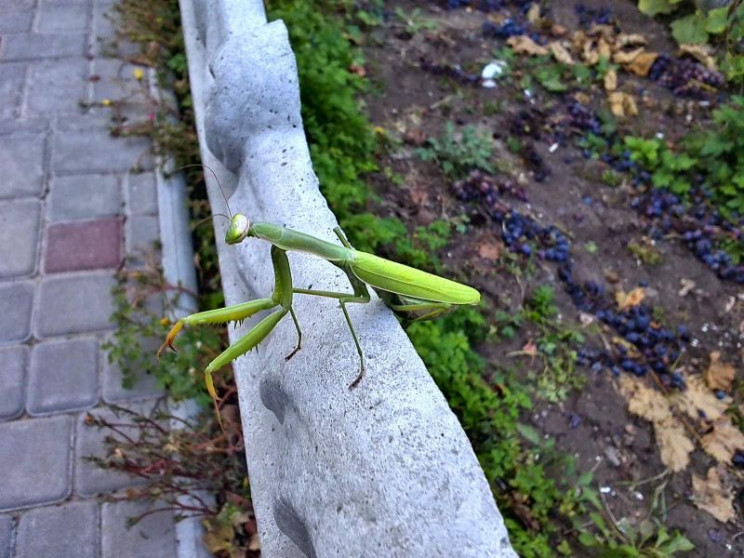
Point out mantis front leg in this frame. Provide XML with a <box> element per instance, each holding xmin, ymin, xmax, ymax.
<box><xmin>158</xmin><ymin>245</ymin><xmax>300</xmax><ymax>403</ymax></box>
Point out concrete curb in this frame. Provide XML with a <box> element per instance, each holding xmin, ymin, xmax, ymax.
<box><xmin>179</xmin><ymin>0</ymin><xmax>517</xmax><ymax>555</ymax></box>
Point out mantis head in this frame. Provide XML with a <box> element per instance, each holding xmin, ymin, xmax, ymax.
<box><xmin>225</xmin><ymin>213</ymin><xmax>251</xmax><ymax>244</ymax></box>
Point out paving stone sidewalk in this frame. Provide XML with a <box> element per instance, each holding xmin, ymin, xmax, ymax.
<box><xmin>1</xmin><ymin>0</ymin><xmax>182</xmax><ymax>556</ymax></box>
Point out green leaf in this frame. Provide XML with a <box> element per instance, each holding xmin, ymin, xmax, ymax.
<box><xmin>517</xmin><ymin>423</ymin><xmax>543</xmax><ymax>445</ymax></box>
<box><xmin>704</xmin><ymin>7</ymin><xmax>729</xmax><ymax>34</ymax></box>
<box><xmin>671</xmin><ymin>13</ymin><xmax>709</xmax><ymax>44</ymax></box>
<box><xmin>638</xmin><ymin>0</ymin><xmax>675</xmax><ymax>16</ymax></box>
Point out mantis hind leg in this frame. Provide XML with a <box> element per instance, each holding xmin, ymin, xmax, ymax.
<box><xmin>293</xmin><ymin>268</ymin><xmax>371</xmax><ymax>388</ymax></box>
<box><xmin>390</xmin><ymin>300</ymin><xmax>455</xmax><ymax>322</ymax></box>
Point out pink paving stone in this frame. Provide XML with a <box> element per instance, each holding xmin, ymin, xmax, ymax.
<box><xmin>45</xmin><ymin>218</ymin><xmax>122</xmax><ymax>272</ymax></box>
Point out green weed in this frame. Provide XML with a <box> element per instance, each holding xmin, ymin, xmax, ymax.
<box><xmin>416</xmin><ymin>122</ymin><xmax>496</xmax><ymax>179</ymax></box>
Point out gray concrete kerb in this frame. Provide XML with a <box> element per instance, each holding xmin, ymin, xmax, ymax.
<box><xmin>181</xmin><ymin>0</ymin><xmax>518</xmax><ymax>555</ymax></box>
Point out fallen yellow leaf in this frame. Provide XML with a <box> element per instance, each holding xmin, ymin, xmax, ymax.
<box><xmin>619</xmin><ymin>375</ymin><xmax>672</xmax><ymax>422</ymax></box>
<box><xmin>704</xmin><ymin>350</ymin><xmax>735</xmax><ymax>392</ymax></box>
<box><xmin>604</xmin><ymin>68</ymin><xmax>618</xmax><ymax>91</ymax></box>
<box><xmin>672</xmin><ymin>375</ymin><xmax>729</xmax><ymax>422</ymax></box>
<box><xmin>655</xmin><ymin>416</ymin><xmax>694</xmax><ymax>472</ymax></box>
<box><xmin>507</xmin><ymin>35</ymin><xmax>549</xmax><ymax>56</ymax></box>
<box><xmin>702</xmin><ymin>420</ymin><xmax>744</xmax><ymax>464</ymax></box>
<box><xmin>613</xmin><ymin>47</ymin><xmax>644</xmax><ymax>65</ymax></box>
<box><xmin>608</xmin><ymin>91</ymin><xmax>639</xmax><ymax>118</ymax></box>
<box><xmin>626</xmin><ymin>51</ymin><xmax>659</xmax><ymax>77</ymax></box>
<box><xmin>615</xmin><ymin>287</ymin><xmax>645</xmax><ymax>309</ymax></box>
<box><xmin>549</xmin><ymin>41</ymin><xmax>575</xmax><ymax>65</ymax></box>
<box><xmin>692</xmin><ymin>468</ymin><xmax>735</xmax><ymax>523</ymax></box>
<box><xmin>678</xmin><ymin>44</ymin><xmax>718</xmax><ymax>71</ymax></box>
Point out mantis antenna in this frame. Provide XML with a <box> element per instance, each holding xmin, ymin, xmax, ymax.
<box><xmin>170</xmin><ymin>163</ymin><xmax>234</xmax><ymax>219</ymax></box>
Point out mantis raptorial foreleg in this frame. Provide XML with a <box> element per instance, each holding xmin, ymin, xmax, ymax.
<box><xmin>158</xmin><ymin>245</ymin><xmax>300</xmax><ymax>404</ymax></box>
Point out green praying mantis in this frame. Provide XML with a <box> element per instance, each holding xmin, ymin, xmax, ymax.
<box><xmin>157</xmin><ymin>212</ymin><xmax>480</xmax><ymax>402</ymax></box>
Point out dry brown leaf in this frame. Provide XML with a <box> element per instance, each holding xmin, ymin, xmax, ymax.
<box><xmin>704</xmin><ymin>350</ymin><xmax>735</xmax><ymax>392</ymax></box>
<box><xmin>613</xmin><ymin>47</ymin><xmax>644</xmax><ymax>65</ymax></box>
<box><xmin>589</xmin><ymin>24</ymin><xmax>615</xmax><ymax>41</ymax></box>
<box><xmin>678</xmin><ymin>278</ymin><xmax>696</xmax><ymax>297</ymax></box>
<box><xmin>615</xmin><ymin>33</ymin><xmax>647</xmax><ymax>49</ymax></box>
<box><xmin>477</xmin><ymin>241</ymin><xmax>502</xmax><ymax>261</ymax></box>
<box><xmin>692</xmin><ymin>468</ymin><xmax>735</xmax><ymax>523</ymax></box>
<box><xmin>507</xmin><ymin>35</ymin><xmax>549</xmax><ymax>56</ymax></box>
<box><xmin>598</xmin><ymin>38</ymin><xmax>612</xmax><ymax>60</ymax></box>
<box><xmin>702</xmin><ymin>420</ymin><xmax>744</xmax><ymax>463</ymax></box>
<box><xmin>604</xmin><ymin>68</ymin><xmax>617</xmax><ymax>91</ymax></box>
<box><xmin>679</xmin><ymin>44</ymin><xmax>718</xmax><ymax>71</ymax></box>
<box><xmin>549</xmin><ymin>41</ymin><xmax>574</xmax><ymax>65</ymax></box>
<box><xmin>655</xmin><ymin>416</ymin><xmax>694</xmax><ymax>471</ymax></box>
<box><xmin>248</xmin><ymin>533</ymin><xmax>261</xmax><ymax>551</ymax></box>
<box><xmin>616</xmin><ymin>287</ymin><xmax>645</xmax><ymax>309</ymax></box>
<box><xmin>526</xmin><ymin>3</ymin><xmax>541</xmax><ymax>25</ymax></box>
<box><xmin>626</xmin><ymin>51</ymin><xmax>659</xmax><ymax>77</ymax></box>
<box><xmin>608</xmin><ymin>91</ymin><xmax>638</xmax><ymax>118</ymax></box>
<box><xmin>619</xmin><ymin>375</ymin><xmax>672</xmax><ymax>422</ymax></box>
<box><xmin>672</xmin><ymin>375</ymin><xmax>729</xmax><ymax>422</ymax></box>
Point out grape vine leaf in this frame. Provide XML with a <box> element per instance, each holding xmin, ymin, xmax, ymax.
<box><xmin>671</xmin><ymin>13</ymin><xmax>708</xmax><ymax>45</ymax></box>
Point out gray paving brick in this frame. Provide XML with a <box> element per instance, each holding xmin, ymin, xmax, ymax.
<box><xmin>0</xmin><ymin>200</ymin><xmax>40</xmax><ymax>279</ymax></box>
<box><xmin>0</xmin><ymin>282</ymin><xmax>33</xmax><ymax>344</ymax></box>
<box><xmin>48</xmin><ymin>174</ymin><xmax>122</xmax><ymax>221</ymax></box>
<box><xmin>0</xmin><ymin>119</ymin><xmax>49</xmax><ymax>137</ymax></box>
<box><xmin>52</xmin><ymin>129</ymin><xmax>152</xmax><ymax>174</ymax></box>
<box><xmin>27</xmin><ymin>59</ymin><xmax>89</xmax><ymax>117</ymax></box>
<box><xmin>102</xmin><ymin>500</ymin><xmax>176</xmax><ymax>558</ymax></box>
<box><xmin>0</xmin><ymin>135</ymin><xmax>45</xmax><ymax>200</ymax></box>
<box><xmin>38</xmin><ymin>4</ymin><xmax>91</xmax><ymax>33</ymax></box>
<box><xmin>125</xmin><ymin>172</ymin><xmax>158</xmax><ymax>215</ymax></box>
<box><xmin>36</xmin><ymin>273</ymin><xmax>115</xmax><ymax>337</ymax></box>
<box><xmin>74</xmin><ymin>402</ymin><xmax>156</xmax><ymax>497</ymax></box>
<box><xmin>2</xmin><ymin>33</ymin><xmax>87</xmax><ymax>61</ymax></box>
<box><xmin>16</xmin><ymin>501</ymin><xmax>97</xmax><ymax>558</ymax></box>
<box><xmin>0</xmin><ymin>346</ymin><xmax>27</xmax><ymax>421</ymax></box>
<box><xmin>0</xmin><ymin>415</ymin><xmax>72</xmax><ymax>510</ymax></box>
<box><xmin>0</xmin><ymin>64</ymin><xmax>26</xmax><ymax>119</ymax></box>
<box><xmin>102</xmin><ymin>335</ymin><xmax>164</xmax><ymax>403</ymax></box>
<box><xmin>0</xmin><ymin>10</ymin><xmax>34</xmax><ymax>33</ymax></box>
<box><xmin>0</xmin><ymin>514</ymin><xmax>12</xmax><ymax>558</ymax></box>
<box><xmin>27</xmin><ymin>337</ymin><xmax>99</xmax><ymax>416</ymax></box>
<box><xmin>0</xmin><ymin>0</ymin><xmax>34</xmax><ymax>9</ymax></box>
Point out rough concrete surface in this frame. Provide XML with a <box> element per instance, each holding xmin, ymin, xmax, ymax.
<box><xmin>181</xmin><ymin>0</ymin><xmax>518</xmax><ymax>555</ymax></box>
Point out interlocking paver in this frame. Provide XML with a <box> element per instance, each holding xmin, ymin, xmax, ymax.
<box><xmin>38</xmin><ymin>4</ymin><xmax>91</xmax><ymax>33</ymax></box>
<box><xmin>48</xmin><ymin>174</ymin><xmax>122</xmax><ymax>221</ymax></box>
<box><xmin>74</xmin><ymin>402</ymin><xmax>155</xmax><ymax>497</ymax></box>
<box><xmin>0</xmin><ymin>346</ymin><xmax>27</xmax><ymax>421</ymax></box>
<box><xmin>52</xmin><ymin>129</ymin><xmax>152</xmax><ymax>174</ymax></box>
<box><xmin>27</xmin><ymin>337</ymin><xmax>99</xmax><ymax>416</ymax></box>
<box><xmin>126</xmin><ymin>172</ymin><xmax>158</xmax><ymax>215</ymax></box>
<box><xmin>16</xmin><ymin>501</ymin><xmax>97</xmax><ymax>558</ymax></box>
<box><xmin>27</xmin><ymin>58</ymin><xmax>89</xmax><ymax>117</ymax></box>
<box><xmin>2</xmin><ymin>32</ymin><xmax>88</xmax><ymax>61</ymax></box>
<box><xmin>0</xmin><ymin>10</ymin><xmax>34</xmax><ymax>33</ymax></box>
<box><xmin>0</xmin><ymin>135</ymin><xmax>45</xmax><ymax>200</ymax></box>
<box><xmin>0</xmin><ymin>199</ymin><xmax>40</xmax><ymax>278</ymax></box>
<box><xmin>36</xmin><ymin>273</ymin><xmax>115</xmax><ymax>337</ymax></box>
<box><xmin>0</xmin><ymin>415</ymin><xmax>72</xmax><ymax>510</ymax></box>
<box><xmin>102</xmin><ymin>500</ymin><xmax>176</xmax><ymax>558</ymax></box>
<box><xmin>0</xmin><ymin>64</ymin><xmax>26</xmax><ymax>119</ymax></box>
<box><xmin>0</xmin><ymin>514</ymin><xmax>12</xmax><ymax>558</ymax></box>
<box><xmin>0</xmin><ymin>282</ymin><xmax>33</xmax><ymax>344</ymax></box>
<box><xmin>44</xmin><ymin>218</ymin><xmax>122</xmax><ymax>273</ymax></box>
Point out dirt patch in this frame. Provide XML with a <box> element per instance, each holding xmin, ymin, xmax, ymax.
<box><xmin>360</xmin><ymin>0</ymin><xmax>743</xmax><ymax>553</ymax></box>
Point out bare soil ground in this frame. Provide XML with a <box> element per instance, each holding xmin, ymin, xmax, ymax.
<box><xmin>359</xmin><ymin>0</ymin><xmax>744</xmax><ymax>554</ymax></box>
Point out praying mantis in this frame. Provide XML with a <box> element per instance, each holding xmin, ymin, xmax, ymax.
<box><xmin>157</xmin><ymin>213</ymin><xmax>480</xmax><ymax>401</ymax></box>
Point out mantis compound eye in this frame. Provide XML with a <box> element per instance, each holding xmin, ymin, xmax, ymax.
<box><xmin>225</xmin><ymin>213</ymin><xmax>251</xmax><ymax>244</ymax></box>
